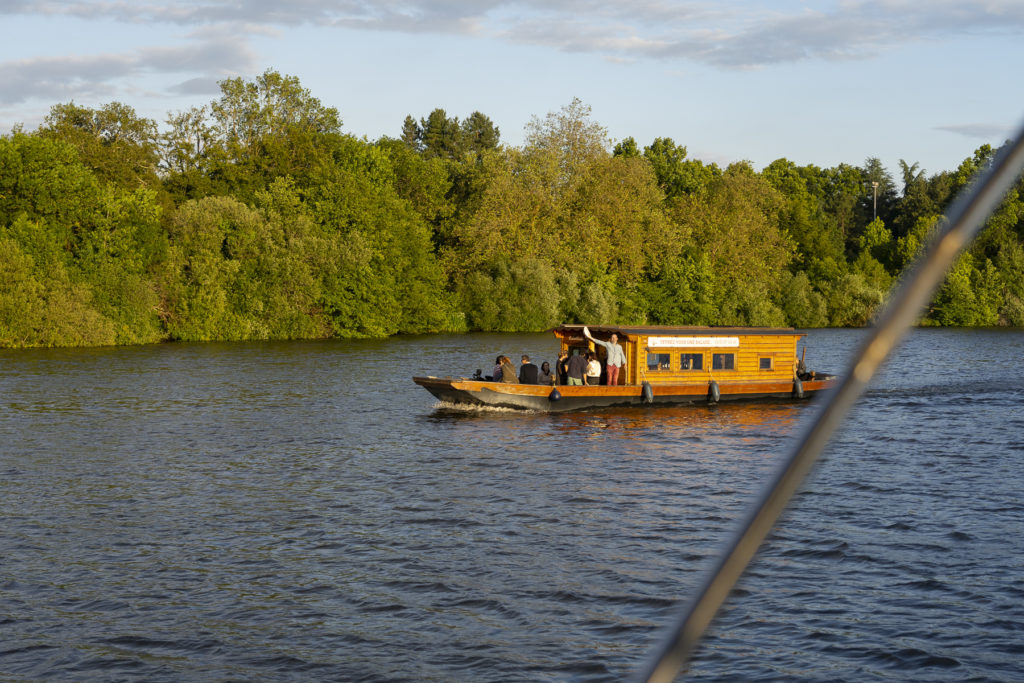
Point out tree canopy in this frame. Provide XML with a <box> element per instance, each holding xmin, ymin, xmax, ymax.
<box><xmin>2</xmin><ymin>70</ymin><xmax>1022</xmax><ymax>348</ymax></box>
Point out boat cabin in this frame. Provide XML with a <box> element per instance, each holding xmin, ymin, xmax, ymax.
<box><xmin>553</xmin><ymin>324</ymin><xmax>804</xmax><ymax>386</ymax></box>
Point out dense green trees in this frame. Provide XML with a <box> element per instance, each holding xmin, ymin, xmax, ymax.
<box><xmin>1</xmin><ymin>69</ymin><xmax>1022</xmax><ymax>348</ymax></box>
<box><xmin>0</xmin><ymin>130</ymin><xmax>166</xmax><ymax>346</ymax></box>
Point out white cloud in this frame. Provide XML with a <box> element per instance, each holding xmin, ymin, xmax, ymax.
<box><xmin>491</xmin><ymin>1</ymin><xmax>1024</xmax><ymax>68</ymax></box>
<box><xmin>6</xmin><ymin>1</ymin><xmax>1024</xmax><ymax>68</ymax></box>
<box><xmin>2</xmin><ymin>1</ymin><xmax>1023</xmax><ymax>114</ymax></box>
<box><xmin>169</xmin><ymin>77</ymin><xmax>222</xmax><ymax>96</ymax></box>
<box><xmin>2</xmin><ymin>0</ymin><xmax>496</xmax><ymax>31</ymax></box>
<box><xmin>0</xmin><ymin>54</ymin><xmax>131</xmax><ymax>105</ymax></box>
<box><xmin>0</xmin><ymin>26</ymin><xmax>256</xmax><ymax>106</ymax></box>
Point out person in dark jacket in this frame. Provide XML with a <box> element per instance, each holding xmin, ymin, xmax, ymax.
<box><xmin>518</xmin><ymin>355</ymin><xmax>539</xmax><ymax>384</ymax></box>
<box><xmin>556</xmin><ymin>350</ymin><xmax>569</xmax><ymax>385</ymax></box>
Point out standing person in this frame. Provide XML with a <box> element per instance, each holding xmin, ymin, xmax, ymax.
<box><xmin>499</xmin><ymin>356</ymin><xmax>519</xmax><ymax>383</ymax></box>
<box><xmin>584</xmin><ymin>326</ymin><xmax>627</xmax><ymax>386</ymax></box>
<box><xmin>556</xmin><ymin>350</ymin><xmax>570</xmax><ymax>385</ymax></box>
<box><xmin>519</xmin><ymin>355</ymin><xmax>539</xmax><ymax>384</ymax></box>
<box><xmin>584</xmin><ymin>352</ymin><xmax>602</xmax><ymax>386</ymax></box>
<box><xmin>566</xmin><ymin>349</ymin><xmax>587</xmax><ymax>386</ymax></box>
<box><xmin>537</xmin><ymin>361</ymin><xmax>554</xmax><ymax>385</ymax></box>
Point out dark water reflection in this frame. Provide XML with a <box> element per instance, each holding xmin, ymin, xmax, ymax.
<box><xmin>1</xmin><ymin>329</ymin><xmax>1023</xmax><ymax>681</ymax></box>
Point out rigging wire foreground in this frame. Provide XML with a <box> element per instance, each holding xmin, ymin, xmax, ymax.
<box><xmin>634</xmin><ymin>119</ymin><xmax>1024</xmax><ymax>683</ymax></box>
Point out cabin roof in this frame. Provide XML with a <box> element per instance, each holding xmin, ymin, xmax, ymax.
<box><xmin>553</xmin><ymin>324</ymin><xmax>801</xmax><ymax>337</ymax></box>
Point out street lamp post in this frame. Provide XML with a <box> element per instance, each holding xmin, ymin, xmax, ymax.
<box><xmin>871</xmin><ymin>181</ymin><xmax>879</xmax><ymax>221</ymax></box>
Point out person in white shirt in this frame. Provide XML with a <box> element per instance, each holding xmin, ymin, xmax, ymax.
<box><xmin>584</xmin><ymin>352</ymin><xmax>602</xmax><ymax>386</ymax></box>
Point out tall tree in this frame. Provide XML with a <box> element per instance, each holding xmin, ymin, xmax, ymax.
<box><xmin>207</xmin><ymin>69</ymin><xmax>343</xmax><ymax>198</ymax></box>
<box><xmin>613</xmin><ymin>137</ymin><xmax>640</xmax><ymax>158</ymax></box>
<box><xmin>892</xmin><ymin>160</ymin><xmax>938</xmax><ymax>237</ymax></box>
<box><xmin>523</xmin><ymin>98</ymin><xmax>609</xmax><ymax>185</ymax></box>
<box><xmin>643</xmin><ymin>137</ymin><xmax>719</xmax><ymax>198</ymax></box>
<box><xmin>856</xmin><ymin>157</ymin><xmax>898</xmax><ymax>251</ymax></box>
<box><xmin>951</xmin><ymin>144</ymin><xmax>996</xmax><ymax>195</ymax></box>
<box><xmin>162</xmin><ymin>106</ymin><xmax>215</xmax><ymax>175</ymax></box>
<box><xmin>762</xmin><ymin>158</ymin><xmax>843</xmax><ymax>268</ymax></box>
<box><xmin>460</xmin><ymin>111</ymin><xmax>500</xmax><ymax>155</ymax></box>
<box><xmin>161</xmin><ymin>105</ymin><xmax>217</xmax><ymax>201</ymax></box>
<box><xmin>39</xmin><ymin>101</ymin><xmax>161</xmax><ymax>190</ymax></box>
<box><xmin>211</xmin><ymin>70</ymin><xmax>342</xmax><ymax>156</ymax></box>
<box><xmin>673</xmin><ymin>163</ymin><xmax>794</xmax><ymax>325</ymax></box>
<box><xmin>821</xmin><ymin>162</ymin><xmax>865</xmax><ymax>246</ymax></box>
<box><xmin>420</xmin><ymin>108</ymin><xmax>462</xmax><ymax>160</ymax></box>
<box><xmin>400</xmin><ymin>115</ymin><xmax>422</xmax><ymax>150</ymax></box>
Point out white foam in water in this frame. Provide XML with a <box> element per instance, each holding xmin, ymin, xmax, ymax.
<box><xmin>432</xmin><ymin>400</ymin><xmax>538</xmax><ymax>414</ymax></box>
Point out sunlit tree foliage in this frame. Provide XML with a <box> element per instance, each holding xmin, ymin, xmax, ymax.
<box><xmin>2</xmin><ymin>72</ymin><xmax>1023</xmax><ymax>347</ymax></box>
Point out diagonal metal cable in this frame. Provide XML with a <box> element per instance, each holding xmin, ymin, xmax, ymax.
<box><xmin>634</xmin><ymin>119</ymin><xmax>1024</xmax><ymax>683</ymax></box>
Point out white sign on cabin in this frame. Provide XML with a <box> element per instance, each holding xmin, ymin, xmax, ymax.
<box><xmin>648</xmin><ymin>336</ymin><xmax>740</xmax><ymax>348</ymax></box>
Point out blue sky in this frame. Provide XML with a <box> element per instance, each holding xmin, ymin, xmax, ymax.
<box><xmin>1</xmin><ymin>1</ymin><xmax>1022</xmax><ymax>180</ymax></box>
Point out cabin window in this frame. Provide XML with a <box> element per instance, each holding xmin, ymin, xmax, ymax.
<box><xmin>712</xmin><ymin>353</ymin><xmax>735</xmax><ymax>370</ymax></box>
<box><xmin>647</xmin><ymin>353</ymin><xmax>671</xmax><ymax>371</ymax></box>
<box><xmin>759</xmin><ymin>357</ymin><xmax>773</xmax><ymax>371</ymax></box>
<box><xmin>680</xmin><ymin>353</ymin><xmax>703</xmax><ymax>370</ymax></box>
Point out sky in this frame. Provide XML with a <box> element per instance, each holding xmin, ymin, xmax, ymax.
<box><xmin>1</xmin><ymin>0</ymin><xmax>1023</xmax><ymax>180</ymax></box>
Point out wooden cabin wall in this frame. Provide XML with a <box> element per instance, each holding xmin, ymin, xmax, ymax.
<box><xmin>623</xmin><ymin>339</ymin><xmax>637</xmax><ymax>385</ymax></box>
<box><xmin>640</xmin><ymin>335</ymin><xmax>799</xmax><ymax>385</ymax></box>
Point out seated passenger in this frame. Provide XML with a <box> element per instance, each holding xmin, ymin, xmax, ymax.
<box><xmin>519</xmin><ymin>355</ymin><xmax>539</xmax><ymax>384</ymax></box>
<box><xmin>537</xmin><ymin>361</ymin><xmax>554</xmax><ymax>385</ymax></box>
<box><xmin>499</xmin><ymin>356</ymin><xmax>519</xmax><ymax>383</ymax></box>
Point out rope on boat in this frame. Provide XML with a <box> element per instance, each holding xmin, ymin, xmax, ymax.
<box><xmin>633</xmin><ymin>118</ymin><xmax>1024</xmax><ymax>683</ymax></box>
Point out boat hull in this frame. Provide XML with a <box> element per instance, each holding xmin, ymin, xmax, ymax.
<box><xmin>413</xmin><ymin>376</ymin><xmax>835</xmax><ymax>412</ymax></box>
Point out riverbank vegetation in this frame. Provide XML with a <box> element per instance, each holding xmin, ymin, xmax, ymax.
<box><xmin>2</xmin><ymin>70</ymin><xmax>1022</xmax><ymax>347</ymax></box>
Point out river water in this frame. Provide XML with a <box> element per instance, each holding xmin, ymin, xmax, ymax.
<box><xmin>1</xmin><ymin>328</ymin><xmax>1022</xmax><ymax>681</ymax></box>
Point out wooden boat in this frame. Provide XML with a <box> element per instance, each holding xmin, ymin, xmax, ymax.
<box><xmin>413</xmin><ymin>324</ymin><xmax>836</xmax><ymax>412</ymax></box>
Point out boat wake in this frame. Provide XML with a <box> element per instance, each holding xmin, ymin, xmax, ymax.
<box><xmin>432</xmin><ymin>401</ymin><xmax>539</xmax><ymax>414</ymax></box>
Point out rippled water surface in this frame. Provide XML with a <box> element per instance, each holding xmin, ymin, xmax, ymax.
<box><xmin>1</xmin><ymin>329</ymin><xmax>1023</xmax><ymax>681</ymax></box>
